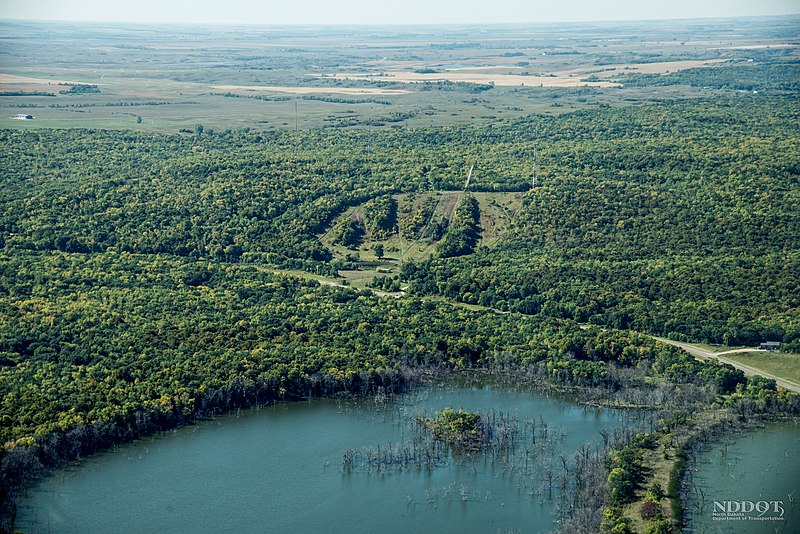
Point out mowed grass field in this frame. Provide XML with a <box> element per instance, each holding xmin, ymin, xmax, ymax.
<box><xmin>722</xmin><ymin>351</ymin><xmax>800</xmax><ymax>387</ymax></box>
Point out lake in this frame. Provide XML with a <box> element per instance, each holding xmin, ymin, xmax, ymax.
<box><xmin>685</xmin><ymin>423</ymin><xmax>800</xmax><ymax>534</ymax></box>
<box><xmin>18</xmin><ymin>380</ymin><xmax>630</xmax><ymax>534</ymax></box>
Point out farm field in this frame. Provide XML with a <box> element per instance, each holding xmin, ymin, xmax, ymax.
<box><xmin>322</xmin><ymin>58</ymin><xmax>726</xmax><ymax>87</ymax></box>
<box><xmin>2</xmin><ymin>17</ymin><xmax>798</xmax><ymax>131</ymax></box>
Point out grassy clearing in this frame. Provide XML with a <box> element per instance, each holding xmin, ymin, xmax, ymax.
<box><xmin>317</xmin><ymin>190</ymin><xmax>523</xmax><ymax>291</ymax></box>
<box><xmin>473</xmin><ymin>192</ymin><xmax>524</xmax><ymax>246</ymax></box>
<box><xmin>621</xmin><ymin>436</ymin><xmax>680</xmax><ymax>533</ymax></box>
<box><xmin>722</xmin><ymin>351</ymin><xmax>800</xmax><ymax>386</ymax></box>
<box><xmin>319</xmin><ymin>190</ymin><xmax>520</xmax><ymax>271</ymax></box>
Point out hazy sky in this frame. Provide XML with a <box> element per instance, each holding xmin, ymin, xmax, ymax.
<box><xmin>1</xmin><ymin>0</ymin><xmax>798</xmax><ymax>25</ymax></box>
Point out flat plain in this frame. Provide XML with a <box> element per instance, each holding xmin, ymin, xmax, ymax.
<box><xmin>1</xmin><ymin>17</ymin><xmax>797</xmax><ymax>131</ymax></box>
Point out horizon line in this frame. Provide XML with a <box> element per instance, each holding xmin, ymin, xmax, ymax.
<box><xmin>2</xmin><ymin>12</ymin><xmax>799</xmax><ymax>28</ymax></box>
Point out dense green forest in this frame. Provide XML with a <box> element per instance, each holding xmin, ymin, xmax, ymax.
<box><xmin>362</xmin><ymin>196</ymin><xmax>398</xmax><ymax>240</ymax></box>
<box><xmin>400</xmin><ymin>98</ymin><xmax>800</xmax><ymax>346</ymax></box>
<box><xmin>435</xmin><ymin>194</ymin><xmax>481</xmax><ymax>258</ymax></box>
<box><xmin>1</xmin><ymin>94</ymin><xmax>799</xmax><ymax>530</ymax></box>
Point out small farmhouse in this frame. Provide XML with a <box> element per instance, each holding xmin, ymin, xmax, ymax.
<box><xmin>759</xmin><ymin>342</ymin><xmax>781</xmax><ymax>351</ymax></box>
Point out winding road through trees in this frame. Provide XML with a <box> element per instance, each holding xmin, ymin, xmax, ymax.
<box><xmin>265</xmin><ymin>265</ymin><xmax>800</xmax><ymax>394</ymax></box>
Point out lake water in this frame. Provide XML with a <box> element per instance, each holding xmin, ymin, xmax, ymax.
<box><xmin>685</xmin><ymin>423</ymin><xmax>800</xmax><ymax>534</ymax></box>
<box><xmin>18</xmin><ymin>381</ymin><xmax>630</xmax><ymax>534</ymax></box>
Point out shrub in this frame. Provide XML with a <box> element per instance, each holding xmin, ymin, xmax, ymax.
<box><xmin>645</xmin><ymin>519</ymin><xmax>675</xmax><ymax>534</ymax></box>
<box><xmin>647</xmin><ymin>482</ymin><xmax>665</xmax><ymax>500</ymax></box>
<box><xmin>641</xmin><ymin>499</ymin><xmax>661</xmax><ymax>520</ymax></box>
<box><xmin>600</xmin><ymin>507</ymin><xmax>632</xmax><ymax>534</ymax></box>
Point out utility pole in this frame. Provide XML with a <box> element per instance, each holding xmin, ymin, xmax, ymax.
<box><xmin>294</xmin><ymin>100</ymin><xmax>299</xmax><ymax>158</ymax></box>
<box><xmin>366</xmin><ymin>115</ymin><xmax>373</xmax><ymax>179</ymax></box>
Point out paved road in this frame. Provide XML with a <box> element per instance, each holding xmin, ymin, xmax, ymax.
<box><xmin>654</xmin><ymin>337</ymin><xmax>800</xmax><ymax>394</ymax></box>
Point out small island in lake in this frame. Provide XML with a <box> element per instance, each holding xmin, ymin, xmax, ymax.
<box><xmin>418</xmin><ymin>408</ymin><xmax>485</xmax><ymax>449</ymax></box>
